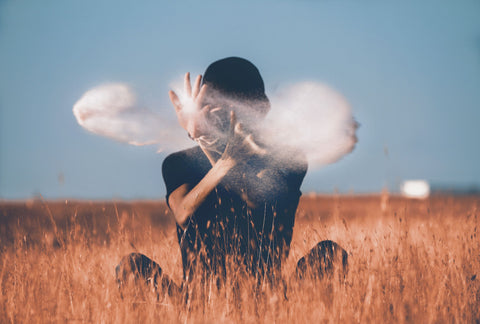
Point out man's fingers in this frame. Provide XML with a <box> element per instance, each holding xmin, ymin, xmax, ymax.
<box><xmin>184</xmin><ymin>72</ymin><xmax>192</xmax><ymax>97</ymax></box>
<box><xmin>234</xmin><ymin>122</ymin><xmax>243</xmax><ymax>134</ymax></box>
<box><xmin>244</xmin><ymin>135</ymin><xmax>267</xmax><ymax>155</ymax></box>
<box><xmin>169</xmin><ymin>91</ymin><xmax>182</xmax><ymax>111</ymax></box>
<box><xmin>204</xmin><ymin>106</ymin><xmax>223</xmax><ymax>126</ymax></box>
<box><xmin>209</xmin><ymin>107</ymin><xmax>223</xmax><ymax>113</ymax></box>
<box><xmin>229</xmin><ymin>111</ymin><xmax>236</xmax><ymax>138</ymax></box>
<box><xmin>196</xmin><ymin>84</ymin><xmax>208</xmax><ymax>105</ymax></box>
<box><xmin>192</xmin><ymin>75</ymin><xmax>202</xmax><ymax>98</ymax></box>
<box><xmin>202</xmin><ymin>105</ymin><xmax>223</xmax><ymax>115</ymax></box>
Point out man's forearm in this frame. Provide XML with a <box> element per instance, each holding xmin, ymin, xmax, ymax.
<box><xmin>172</xmin><ymin>157</ymin><xmax>236</xmax><ymax>228</ymax></box>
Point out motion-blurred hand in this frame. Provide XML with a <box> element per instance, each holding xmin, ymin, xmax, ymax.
<box><xmin>169</xmin><ymin>72</ymin><xmax>211</xmax><ymax>139</ymax></box>
<box><xmin>221</xmin><ymin>111</ymin><xmax>266</xmax><ymax>164</ymax></box>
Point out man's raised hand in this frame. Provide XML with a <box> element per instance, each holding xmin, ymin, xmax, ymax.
<box><xmin>221</xmin><ymin>111</ymin><xmax>266</xmax><ymax>164</ymax></box>
<box><xmin>169</xmin><ymin>73</ymin><xmax>212</xmax><ymax>138</ymax></box>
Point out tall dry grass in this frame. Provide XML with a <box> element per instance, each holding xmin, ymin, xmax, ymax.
<box><xmin>0</xmin><ymin>195</ymin><xmax>478</xmax><ymax>323</ymax></box>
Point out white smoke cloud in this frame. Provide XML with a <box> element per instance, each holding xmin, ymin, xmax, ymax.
<box><xmin>73</xmin><ymin>81</ymin><xmax>357</xmax><ymax>167</ymax></box>
<box><xmin>263</xmin><ymin>82</ymin><xmax>357</xmax><ymax>167</ymax></box>
<box><xmin>73</xmin><ymin>83</ymin><xmax>190</xmax><ymax>149</ymax></box>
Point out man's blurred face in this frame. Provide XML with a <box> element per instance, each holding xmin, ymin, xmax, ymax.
<box><xmin>182</xmin><ymin>93</ymin><xmax>231</xmax><ymax>152</ymax></box>
<box><xmin>180</xmin><ymin>85</ymin><xmax>269</xmax><ymax>153</ymax></box>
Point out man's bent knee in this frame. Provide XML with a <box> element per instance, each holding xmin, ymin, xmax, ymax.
<box><xmin>115</xmin><ymin>253</ymin><xmax>181</xmax><ymax>300</ymax></box>
<box><xmin>295</xmin><ymin>240</ymin><xmax>348</xmax><ymax>280</ymax></box>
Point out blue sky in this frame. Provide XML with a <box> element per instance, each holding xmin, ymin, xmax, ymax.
<box><xmin>1</xmin><ymin>0</ymin><xmax>479</xmax><ymax>199</ymax></box>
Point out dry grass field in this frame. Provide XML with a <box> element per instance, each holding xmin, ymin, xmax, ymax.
<box><xmin>0</xmin><ymin>194</ymin><xmax>479</xmax><ymax>323</ymax></box>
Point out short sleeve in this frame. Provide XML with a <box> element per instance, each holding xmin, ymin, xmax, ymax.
<box><xmin>162</xmin><ymin>152</ymin><xmax>192</xmax><ymax>206</ymax></box>
<box><xmin>162</xmin><ymin>147</ymin><xmax>211</xmax><ymax>207</ymax></box>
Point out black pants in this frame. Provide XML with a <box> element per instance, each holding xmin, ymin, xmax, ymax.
<box><xmin>115</xmin><ymin>240</ymin><xmax>348</xmax><ymax>301</ymax></box>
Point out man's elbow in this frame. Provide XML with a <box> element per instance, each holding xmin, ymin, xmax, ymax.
<box><xmin>172</xmin><ymin>207</ymin><xmax>193</xmax><ymax>230</ymax></box>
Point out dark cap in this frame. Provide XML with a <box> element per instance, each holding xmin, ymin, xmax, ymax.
<box><xmin>202</xmin><ymin>57</ymin><xmax>270</xmax><ymax>113</ymax></box>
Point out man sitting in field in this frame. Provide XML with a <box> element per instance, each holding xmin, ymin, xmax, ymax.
<box><xmin>116</xmin><ymin>57</ymin><xmax>347</xmax><ymax>302</ymax></box>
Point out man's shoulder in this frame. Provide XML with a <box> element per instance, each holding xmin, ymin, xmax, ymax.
<box><xmin>164</xmin><ymin>146</ymin><xmax>204</xmax><ymax>163</ymax></box>
<box><xmin>162</xmin><ymin>146</ymin><xmax>211</xmax><ymax>192</ymax></box>
<box><xmin>162</xmin><ymin>146</ymin><xmax>209</xmax><ymax>175</ymax></box>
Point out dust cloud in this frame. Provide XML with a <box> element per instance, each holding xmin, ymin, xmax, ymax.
<box><xmin>72</xmin><ymin>83</ymin><xmax>190</xmax><ymax>150</ymax></box>
<box><xmin>73</xmin><ymin>80</ymin><xmax>357</xmax><ymax>167</ymax></box>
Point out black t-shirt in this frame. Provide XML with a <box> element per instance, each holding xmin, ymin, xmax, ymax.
<box><xmin>162</xmin><ymin>146</ymin><xmax>307</xmax><ymax>282</ymax></box>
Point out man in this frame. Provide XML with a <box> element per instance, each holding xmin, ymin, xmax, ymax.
<box><xmin>116</xmin><ymin>57</ymin><xmax>347</xmax><ymax>302</ymax></box>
